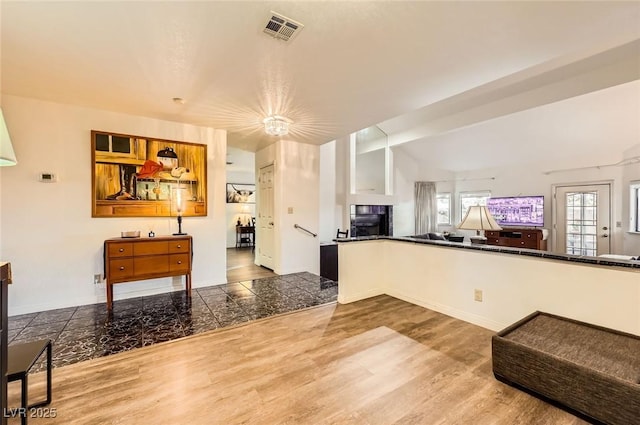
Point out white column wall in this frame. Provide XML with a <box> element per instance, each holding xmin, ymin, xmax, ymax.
<box><xmin>256</xmin><ymin>139</ymin><xmax>320</xmax><ymax>275</ymax></box>
<box><xmin>278</xmin><ymin>140</ymin><xmax>320</xmax><ymax>275</ymax></box>
<box><xmin>319</xmin><ymin>140</ymin><xmax>337</xmax><ymax>243</ymax></box>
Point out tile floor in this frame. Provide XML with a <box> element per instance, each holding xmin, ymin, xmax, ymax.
<box><xmin>8</xmin><ymin>272</ymin><xmax>338</xmax><ymax>370</ymax></box>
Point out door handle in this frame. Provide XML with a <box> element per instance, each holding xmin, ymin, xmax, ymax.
<box><xmin>602</xmin><ymin>226</ymin><xmax>609</xmax><ymax>230</ymax></box>
<box><xmin>602</xmin><ymin>234</ymin><xmax>609</xmax><ymax>238</ymax></box>
<box><xmin>269</xmin><ymin>222</ymin><xmax>274</xmax><ymax>226</ymax></box>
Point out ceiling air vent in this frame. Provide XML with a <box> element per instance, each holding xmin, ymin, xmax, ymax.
<box><xmin>263</xmin><ymin>12</ymin><xmax>304</xmax><ymax>42</ymax></box>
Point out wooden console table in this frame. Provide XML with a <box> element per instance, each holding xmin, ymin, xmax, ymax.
<box><xmin>235</xmin><ymin>225</ymin><xmax>255</xmax><ymax>248</ymax></box>
<box><xmin>104</xmin><ymin>236</ymin><xmax>192</xmax><ymax>309</ymax></box>
<box><xmin>485</xmin><ymin>228</ymin><xmax>547</xmax><ymax>250</ymax></box>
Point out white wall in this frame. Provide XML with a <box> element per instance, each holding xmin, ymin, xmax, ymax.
<box><xmin>255</xmin><ymin>139</ymin><xmax>320</xmax><ymax>275</ymax></box>
<box><xmin>278</xmin><ymin>140</ymin><xmax>320</xmax><ymax>274</ymax></box>
<box><xmin>390</xmin><ymin>147</ymin><xmax>418</xmax><ymax>237</ymax></box>
<box><xmin>621</xmin><ymin>144</ymin><xmax>640</xmax><ymax>255</ymax></box>
<box><xmin>339</xmin><ymin>240</ymin><xmax>640</xmax><ymax>335</ymax></box>
<box><xmin>435</xmin><ymin>155</ymin><xmax>630</xmax><ymax>254</ymax></box>
<box><xmin>0</xmin><ymin>95</ymin><xmax>227</xmax><ymax>315</ymax></box>
<box><xmin>355</xmin><ymin>149</ymin><xmax>385</xmax><ymax>194</ymax></box>
<box><xmin>319</xmin><ymin>140</ymin><xmax>337</xmax><ymax>243</ymax></box>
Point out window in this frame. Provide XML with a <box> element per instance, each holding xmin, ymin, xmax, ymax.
<box><xmin>630</xmin><ymin>182</ymin><xmax>640</xmax><ymax>232</ymax></box>
<box><xmin>94</xmin><ymin>132</ymin><xmax>138</xmax><ymax>160</ymax></box>
<box><xmin>459</xmin><ymin>191</ymin><xmax>491</xmax><ymax>221</ymax></box>
<box><xmin>436</xmin><ymin>193</ymin><xmax>451</xmax><ymax>225</ymax></box>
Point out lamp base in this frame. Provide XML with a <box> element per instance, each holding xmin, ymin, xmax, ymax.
<box><xmin>172</xmin><ymin>232</ymin><xmax>187</xmax><ymax>236</ymax></box>
<box><xmin>469</xmin><ymin>236</ymin><xmax>487</xmax><ymax>244</ymax></box>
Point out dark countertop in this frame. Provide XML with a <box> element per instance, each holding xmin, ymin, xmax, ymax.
<box><xmin>333</xmin><ymin>235</ymin><xmax>640</xmax><ymax>270</ymax></box>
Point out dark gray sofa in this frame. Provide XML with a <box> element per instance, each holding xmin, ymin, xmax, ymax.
<box><xmin>413</xmin><ymin>232</ymin><xmax>464</xmax><ymax>242</ymax></box>
<box><xmin>492</xmin><ymin>311</ymin><xmax>640</xmax><ymax>425</ymax></box>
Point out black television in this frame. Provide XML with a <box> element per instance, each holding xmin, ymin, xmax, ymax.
<box><xmin>486</xmin><ymin>196</ymin><xmax>544</xmax><ymax>227</ymax></box>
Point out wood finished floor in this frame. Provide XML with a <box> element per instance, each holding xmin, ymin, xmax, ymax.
<box><xmin>227</xmin><ymin>247</ymin><xmax>276</xmax><ymax>282</ymax></box>
<box><xmin>9</xmin><ymin>295</ymin><xmax>588</xmax><ymax>425</ymax></box>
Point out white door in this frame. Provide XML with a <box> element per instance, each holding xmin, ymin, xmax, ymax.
<box><xmin>257</xmin><ymin>164</ymin><xmax>275</xmax><ymax>270</ymax></box>
<box><xmin>554</xmin><ymin>184</ymin><xmax>611</xmax><ymax>256</ymax></box>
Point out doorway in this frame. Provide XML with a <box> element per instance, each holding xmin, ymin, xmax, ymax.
<box><xmin>553</xmin><ymin>183</ymin><xmax>611</xmax><ymax>256</ymax></box>
<box><xmin>225</xmin><ymin>148</ymin><xmax>275</xmax><ymax>282</ymax></box>
<box><xmin>226</xmin><ymin>247</ymin><xmax>275</xmax><ymax>282</ymax></box>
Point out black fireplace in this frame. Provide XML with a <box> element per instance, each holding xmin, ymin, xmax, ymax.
<box><xmin>350</xmin><ymin>205</ymin><xmax>393</xmax><ymax>237</ymax></box>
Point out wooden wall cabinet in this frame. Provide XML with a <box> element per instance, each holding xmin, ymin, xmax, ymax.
<box><xmin>485</xmin><ymin>228</ymin><xmax>547</xmax><ymax>251</ymax></box>
<box><xmin>104</xmin><ymin>236</ymin><xmax>192</xmax><ymax>309</ymax></box>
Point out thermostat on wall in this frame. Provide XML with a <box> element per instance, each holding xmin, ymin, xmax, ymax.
<box><xmin>39</xmin><ymin>172</ymin><xmax>57</xmax><ymax>182</ymax></box>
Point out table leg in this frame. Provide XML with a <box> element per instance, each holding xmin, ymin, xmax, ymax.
<box><xmin>107</xmin><ymin>283</ymin><xmax>113</xmax><ymax>310</ymax></box>
<box><xmin>21</xmin><ymin>375</ymin><xmax>27</xmax><ymax>425</ymax></box>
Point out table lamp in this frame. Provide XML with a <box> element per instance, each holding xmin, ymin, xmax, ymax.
<box><xmin>172</xmin><ymin>186</ymin><xmax>187</xmax><ymax>235</ymax></box>
<box><xmin>457</xmin><ymin>205</ymin><xmax>502</xmax><ymax>244</ymax></box>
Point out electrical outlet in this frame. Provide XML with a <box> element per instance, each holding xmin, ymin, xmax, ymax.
<box><xmin>474</xmin><ymin>289</ymin><xmax>483</xmax><ymax>302</ymax></box>
<box><xmin>94</xmin><ymin>274</ymin><xmax>102</xmax><ymax>284</ymax></box>
<box><xmin>287</xmin><ymin>207</ymin><xmax>294</xmax><ymax>214</ymax></box>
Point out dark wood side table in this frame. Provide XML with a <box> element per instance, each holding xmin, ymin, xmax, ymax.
<box><xmin>7</xmin><ymin>339</ymin><xmax>52</xmax><ymax>425</ymax></box>
<box><xmin>235</xmin><ymin>226</ymin><xmax>255</xmax><ymax>249</ymax></box>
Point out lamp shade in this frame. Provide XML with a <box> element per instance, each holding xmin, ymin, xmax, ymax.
<box><xmin>0</xmin><ymin>108</ymin><xmax>17</xmax><ymax>166</ymax></box>
<box><xmin>457</xmin><ymin>205</ymin><xmax>502</xmax><ymax>231</ymax></box>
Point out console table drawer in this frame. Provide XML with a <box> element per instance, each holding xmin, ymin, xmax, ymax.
<box><xmin>109</xmin><ymin>259</ymin><xmax>134</xmax><ymax>279</ymax></box>
<box><xmin>134</xmin><ymin>255</ymin><xmax>169</xmax><ymax>275</ymax></box>
<box><xmin>169</xmin><ymin>240</ymin><xmax>190</xmax><ymax>254</ymax></box>
<box><xmin>516</xmin><ymin>239</ymin><xmax>538</xmax><ymax>249</ymax></box>
<box><xmin>170</xmin><ymin>254</ymin><xmax>190</xmax><ymax>273</ymax></box>
<box><xmin>134</xmin><ymin>241</ymin><xmax>169</xmax><ymax>256</ymax></box>
<box><xmin>108</xmin><ymin>243</ymin><xmax>133</xmax><ymax>258</ymax></box>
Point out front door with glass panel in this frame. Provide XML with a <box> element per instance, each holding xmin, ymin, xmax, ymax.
<box><xmin>554</xmin><ymin>184</ymin><xmax>611</xmax><ymax>256</ymax></box>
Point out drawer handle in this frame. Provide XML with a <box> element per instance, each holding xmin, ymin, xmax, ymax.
<box><xmin>119</xmin><ymin>266</ymin><xmax>125</xmax><ymax>271</ymax></box>
<box><xmin>119</xmin><ymin>248</ymin><xmax>124</xmax><ymax>252</ymax></box>
<box><xmin>177</xmin><ymin>261</ymin><xmax>182</xmax><ymax>265</ymax></box>
<box><xmin>177</xmin><ymin>244</ymin><xmax>182</xmax><ymax>249</ymax></box>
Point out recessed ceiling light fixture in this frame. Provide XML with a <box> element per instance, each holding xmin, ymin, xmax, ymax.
<box><xmin>263</xmin><ymin>115</ymin><xmax>290</xmax><ymax>136</ymax></box>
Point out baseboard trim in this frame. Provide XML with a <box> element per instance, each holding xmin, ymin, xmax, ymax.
<box><xmin>338</xmin><ymin>288</ymin><xmax>384</xmax><ymax>304</ymax></box>
<box><xmin>385</xmin><ymin>289</ymin><xmax>506</xmax><ymax>332</ymax></box>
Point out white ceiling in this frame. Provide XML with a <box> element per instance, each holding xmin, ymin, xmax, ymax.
<box><xmin>2</xmin><ymin>1</ymin><xmax>640</xmax><ymax>171</ymax></box>
<box><xmin>398</xmin><ymin>79</ymin><xmax>640</xmax><ymax>172</ymax></box>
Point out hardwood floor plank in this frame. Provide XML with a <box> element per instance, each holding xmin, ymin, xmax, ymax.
<box><xmin>226</xmin><ymin>247</ymin><xmax>276</xmax><ymax>283</ymax></box>
<box><xmin>13</xmin><ymin>296</ymin><xmax>589</xmax><ymax>425</ymax></box>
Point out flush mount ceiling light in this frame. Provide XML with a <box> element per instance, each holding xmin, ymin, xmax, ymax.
<box><xmin>263</xmin><ymin>115</ymin><xmax>290</xmax><ymax>137</ymax></box>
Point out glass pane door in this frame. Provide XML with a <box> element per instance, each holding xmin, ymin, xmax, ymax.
<box><xmin>554</xmin><ymin>184</ymin><xmax>611</xmax><ymax>256</ymax></box>
<box><xmin>565</xmin><ymin>192</ymin><xmax>597</xmax><ymax>256</ymax></box>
